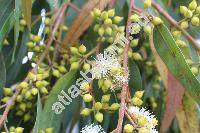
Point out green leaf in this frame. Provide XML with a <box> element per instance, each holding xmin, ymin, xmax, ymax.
<box><xmin>39</xmin><ymin>70</ymin><xmax>77</xmax><ymax>132</ymax></box>
<box><xmin>11</xmin><ymin>0</ymin><xmax>21</xmax><ymax>63</ymax></box>
<box><xmin>32</xmin><ymin>93</ymin><xmax>43</xmax><ymax>133</ymax></box>
<box><xmin>128</xmin><ymin>59</ymin><xmax>142</xmax><ymax>92</ymax></box>
<box><xmin>22</xmin><ymin>0</ymin><xmax>32</xmax><ymax>30</ymax></box>
<box><xmin>153</xmin><ymin>24</ymin><xmax>200</xmax><ymax>104</ymax></box>
<box><xmin>0</xmin><ymin>53</ymin><xmax>6</xmax><ymax>98</ymax></box>
<box><xmin>0</xmin><ymin>11</ymin><xmax>16</xmax><ymax>52</ymax></box>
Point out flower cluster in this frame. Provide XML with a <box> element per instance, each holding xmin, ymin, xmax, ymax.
<box><xmin>81</xmin><ymin>123</ymin><xmax>105</xmax><ymax>133</ymax></box>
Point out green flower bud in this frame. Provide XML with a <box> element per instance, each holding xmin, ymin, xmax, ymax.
<box><xmin>26</xmin><ymin>41</ymin><xmax>34</xmax><ymax>48</ymax></box>
<box><xmin>26</xmin><ymin>102</ymin><xmax>32</xmax><ymax>108</ymax></box>
<box><xmin>180</xmin><ymin>21</ymin><xmax>189</xmax><ymax>29</ymax></box>
<box><xmin>98</xmin><ymin>27</ymin><xmax>105</xmax><ymax>36</ymax></box>
<box><xmin>45</xmin><ymin>18</ymin><xmax>51</xmax><ymax>25</ymax></box>
<box><xmin>101</xmin><ymin>94</ymin><xmax>111</xmax><ymax>103</ymax></box>
<box><xmin>118</xmin><ymin>26</ymin><xmax>125</xmax><ymax>33</ymax></box>
<box><xmin>144</xmin><ymin>25</ymin><xmax>152</xmax><ymax>34</ymax></box>
<box><xmin>3</xmin><ymin>88</ymin><xmax>12</xmax><ymax>96</ymax></box>
<box><xmin>152</xmin><ymin>17</ymin><xmax>163</xmax><ymax>26</ymax></box>
<box><xmin>1</xmin><ymin>97</ymin><xmax>10</xmax><ymax>103</ymax></box>
<box><xmin>130</xmin><ymin>39</ymin><xmax>139</xmax><ymax>47</ymax></box>
<box><xmin>103</xmin><ymin>79</ymin><xmax>112</xmax><ymax>89</ymax></box>
<box><xmin>81</xmin><ymin>108</ymin><xmax>92</xmax><ymax>116</ymax></box>
<box><xmin>24</xmin><ymin>113</ymin><xmax>31</xmax><ymax>122</ymax></box>
<box><xmin>9</xmin><ymin>126</ymin><xmax>15</xmax><ymax>132</ymax></box>
<box><xmin>15</xmin><ymin>127</ymin><xmax>24</xmax><ymax>133</ymax></box>
<box><xmin>35</xmin><ymin>81</ymin><xmax>43</xmax><ymax>88</ymax></box>
<box><xmin>16</xmin><ymin>95</ymin><xmax>22</xmax><ymax>102</ymax></box>
<box><xmin>132</xmin><ymin>52</ymin><xmax>143</xmax><ymax>61</ymax></box>
<box><xmin>124</xmin><ymin>124</ymin><xmax>134</xmax><ymax>133</ymax></box>
<box><xmin>95</xmin><ymin>112</ymin><xmax>103</xmax><ymax>123</ymax></box>
<box><xmin>113</xmin><ymin>16</ymin><xmax>123</xmax><ymax>24</ymax></box>
<box><xmin>45</xmin><ymin>128</ymin><xmax>53</xmax><ymax>133</ymax></box>
<box><xmin>27</xmin><ymin>72</ymin><xmax>36</xmax><ymax>80</ymax></box>
<box><xmin>128</xmin><ymin>51</ymin><xmax>132</xmax><ymax>58</ymax></box>
<box><xmin>172</xmin><ymin>30</ymin><xmax>181</xmax><ymax>38</ymax></box>
<box><xmin>19</xmin><ymin>82</ymin><xmax>29</xmax><ymax>89</ymax></box>
<box><xmin>138</xmin><ymin>127</ymin><xmax>149</xmax><ymax>133</ymax></box>
<box><xmin>108</xmin><ymin>9</ymin><xmax>115</xmax><ymax>17</ymax></box>
<box><xmin>94</xmin><ymin>102</ymin><xmax>103</xmax><ymax>111</ymax></box>
<box><xmin>83</xmin><ymin>94</ymin><xmax>93</xmax><ymax>102</ymax></box>
<box><xmin>33</xmin><ymin>35</ymin><xmax>41</xmax><ymax>43</ymax></box>
<box><xmin>93</xmin><ymin>8</ymin><xmax>101</xmax><ymax>17</ymax></box>
<box><xmin>31</xmin><ymin>88</ymin><xmax>38</xmax><ymax>95</ymax></box>
<box><xmin>176</xmin><ymin>40</ymin><xmax>187</xmax><ymax>47</ymax></box>
<box><xmin>130</xmin><ymin>14</ymin><xmax>140</xmax><ymax>22</ymax></box>
<box><xmin>184</xmin><ymin>10</ymin><xmax>193</xmax><ymax>18</ymax></box>
<box><xmin>58</xmin><ymin>66</ymin><xmax>67</xmax><ymax>73</ymax></box>
<box><xmin>104</xmin><ymin>18</ymin><xmax>112</xmax><ymax>25</ymax></box>
<box><xmin>70</xmin><ymin>62</ymin><xmax>79</xmax><ymax>70</ymax></box>
<box><xmin>19</xmin><ymin>103</ymin><xmax>26</xmax><ymax>112</ymax></box>
<box><xmin>191</xmin><ymin>67</ymin><xmax>198</xmax><ymax>75</ymax></box>
<box><xmin>83</xmin><ymin>63</ymin><xmax>91</xmax><ymax>71</ymax></box>
<box><xmin>186</xmin><ymin>59</ymin><xmax>193</xmax><ymax>65</ymax></box>
<box><xmin>78</xmin><ymin>44</ymin><xmax>87</xmax><ymax>54</ymax></box>
<box><xmin>3</xmin><ymin>39</ymin><xmax>9</xmax><ymax>45</ymax></box>
<box><xmin>134</xmin><ymin>91</ymin><xmax>144</xmax><ymax>98</ymax></box>
<box><xmin>180</xmin><ymin>6</ymin><xmax>188</xmax><ymax>14</ymax></box>
<box><xmin>138</xmin><ymin>116</ymin><xmax>148</xmax><ymax>126</ymax></box>
<box><xmin>40</xmin><ymin>87</ymin><xmax>48</xmax><ymax>94</ymax></box>
<box><xmin>109</xmin><ymin>103</ymin><xmax>120</xmax><ymax>111</ymax></box>
<box><xmin>189</xmin><ymin>0</ymin><xmax>197</xmax><ymax>10</ymax></box>
<box><xmin>195</xmin><ymin>6</ymin><xmax>200</xmax><ymax>14</ymax></box>
<box><xmin>131</xmin><ymin>97</ymin><xmax>143</xmax><ymax>106</ymax></box>
<box><xmin>94</xmin><ymin>24</ymin><xmax>100</xmax><ymax>32</ymax></box>
<box><xmin>62</xmin><ymin>25</ymin><xmax>68</xmax><ymax>32</ymax></box>
<box><xmin>144</xmin><ymin>0</ymin><xmax>152</xmax><ymax>9</ymax></box>
<box><xmin>25</xmin><ymin>91</ymin><xmax>32</xmax><ymax>100</ymax></box>
<box><xmin>98</xmin><ymin>79</ymin><xmax>104</xmax><ymax>88</ymax></box>
<box><xmin>39</xmin><ymin>130</ymin><xmax>45</xmax><ymax>133</ymax></box>
<box><xmin>16</xmin><ymin>111</ymin><xmax>23</xmax><ymax>116</ymax></box>
<box><xmin>45</xmin><ymin>27</ymin><xmax>50</xmax><ymax>34</ymax></box>
<box><xmin>100</xmin><ymin>11</ymin><xmax>108</xmax><ymax>20</ymax></box>
<box><xmin>191</xmin><ymin>16</ymin><xmax>199</xmax><ymax>26</ymax></box>
<box><xmin>105</xmin><ymin>27</ymin><xmax>112</xmax><ymax>35</ymax></box>
<box><xmin>52</xmin><ymin>69</ymin><xmax>60</xmax><ymax>78</ymax></box>
<box><xmin>20</xmin><ymin>19</ymin><xmax>26</xmax><ymax>26</ymax></box>
<box><xmin>70</xmin><ymin>47</ymin><xmax>79</xmax><ymax>55</ymax></box>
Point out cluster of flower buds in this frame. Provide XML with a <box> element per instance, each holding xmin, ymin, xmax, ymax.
<box><xmin>1</xmin><ymin>126</ymin><xmax>24</xmax><ymax>133</ymax></box>
<box><xmin>91</xmin><ymin>8</ymin><xmax>125</xmax><ymax>43</ymax></box>
<box><xmin>38</xmin><ymin>127</ymin><xmax>53</xmax><ymax>133</ymax></box>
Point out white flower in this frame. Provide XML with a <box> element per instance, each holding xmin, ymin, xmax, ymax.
<box><xmin>129</xmin><ymin>106</ymin><xmax>158</xmax><ymax>133</ymax></box>
<box><xmin>81</xmin><ymin>123</ymin><xmax>105</xmax><ymax>133</ymax></box>
<box><xmin>91</xmin><ymin>51</ymin><xmax>121</xmax><ymax>79</ymax></box>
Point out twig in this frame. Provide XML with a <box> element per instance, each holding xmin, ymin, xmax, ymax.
<box><xmin>112</xmin><ymin>0</ymin><xmax>135</xmax><ymax>133</ymax></box>
<box><xmin>152</xmin><ymin>0</ymin><xmax>200</xmax><ymax>51</ymax></box>
<box><xmin>68</xmin><ymin>2</ymin><xmax>81</xmax><ymax>12</ymax></box>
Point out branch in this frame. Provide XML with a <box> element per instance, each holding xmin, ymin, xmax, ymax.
<box><xmin>112</xmin><ymin>0</ymin><xmax>135</xmax><ymax>133</ymax></box>
<box><xmin>152</xmin><ymin>0</ymin><xmax>200</xmax><ymax>51</ymax></box>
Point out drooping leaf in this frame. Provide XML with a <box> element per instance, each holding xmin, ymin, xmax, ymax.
<box><xmin>153</xmin><ymin>24</ymin><xmax>200</xmax><ymax>104</ymax></box>
<box><xmin>176</xmin><ymin>93</ymin><xmax>200</xmax><ymax>133</ymax></box>
<box><xmin>62</xmin><ymin>0</ymin><xmax>111</xmax><ymax>46</ymax></box>
<box><xmin>22</xmin><ymin>0</ymin><xmax>32</xmax><ymax>30</ymax></box>
<box><xmin>11</xmin><ymin>0</ymin><xmax>21</xmax><ymax>63</ymax></box>
<box><xmin>32</xmin><ymin>93</ymin><xmax>43</xmax><ymax>133</ymax></box>
<box><xmin>150</xmin><ymin>35</ymin><xmax>185</xmax><ymax>132</ymax></box>
<box><xmin>39</xmin><ymin>70</ymin><xmax>77</xmax><ymax>133</ymax></box>
<box><xmin>0</xmin><ymin>53</ymin><xmax>6</xmax><ymax>99</ymax></box>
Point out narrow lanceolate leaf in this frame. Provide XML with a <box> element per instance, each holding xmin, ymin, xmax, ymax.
<box><xmin>39</xmin><ymin>71</ymin><xmax>77</xmax><ymax>133</ymax></box>
<box><xmin>32</xmin><ymin>93</ymin><xmax>43</xmax><ymax>133</ymax></box>
<box><xmin>153</xmin><ymin>24</ymin><xmax>200</xmax><ymax>104</ymax></box>
<box><xmin>62</xmin><ymin>0</ymin><xmax>111</xmax><ymax>46</ymax></box>
<box><xmin>128</xmin><ymin>59</ymin><xmax>142</xmax><ymax>93</ymax></box>
<box><xmin>0</xmin><ymin>11</ymin><xmax>16</xmax><ymax>52</ymax></box>
<box><xmin>22</xmin><ymin>0</ymin><xmax>32</xmax><ymax>30</ymax></box>
<box><xmin>150</xmin><ymin>35</ymin><xmax>185</xmax><ymax>132</ymax></box>
<box><xmin>0</xmin><ymin>53</ymin><xmax>6</xmax><ymax>98</ymax></box>
<box><xmin>12</xmin><ymin>0</ymin><xmax>21</xmax><ymax>63</ymax></box>
<box><xmin>176</xmin><ymin>93</ymin><xmax>200</xmax><ymax>133</ymax></box>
